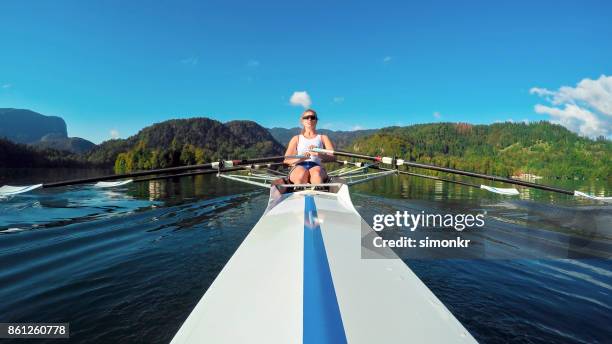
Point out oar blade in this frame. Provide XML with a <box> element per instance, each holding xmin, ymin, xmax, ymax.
<box><xmin>0</xmin><ymin>184</ymin><xmax>43</xmax><ymax>197</ymax></box>
<box><xmin>94</xmin><ymin>180</ymin><xmax>133</xmax><ymax>188</ymax></box>
<box><xmin>480</xmin><ymin>185</ymin><xmax>520</xmax><ymax>195</ymax></box>
<box><xmin>574</xmin><ymin>191</ymin><xmax>612</xmax><ymax>203</ymax></box>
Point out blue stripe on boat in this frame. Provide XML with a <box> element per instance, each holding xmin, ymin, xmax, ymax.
<box><xmin>303</xmin><ymin>195</ymin><xmax>347</xmax><ymax>344</ymax></box>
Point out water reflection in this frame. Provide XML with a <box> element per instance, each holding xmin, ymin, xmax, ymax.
<box><xmin>434</xmin><ymin>180</ymin><xmax>443</xmax><ymax>200</ymax></box>
<box><xmin>149</xmin><ymin>180</ymin><xmax>167</xmax><ymax>200</ymax></box>
<box><xmin>352</xmin><ymin>172</ymin><xmax>610</xmax><ymax>206</ymax></box>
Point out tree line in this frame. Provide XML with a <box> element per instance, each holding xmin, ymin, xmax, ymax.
<box><xmin>351</xmin><ymin>122</ymin><xmax>611</xmax><ymax>179</ymax></box>
<box><xmin>2</xmin><ymin>119</ymin><xmax>609</xmax><ymax>180</ymax></box>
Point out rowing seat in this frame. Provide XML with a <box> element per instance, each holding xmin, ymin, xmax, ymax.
<box><xmin>271</xmin><ymin>176</ymin><xmax>346</xmax><ymax>194</ymax></box>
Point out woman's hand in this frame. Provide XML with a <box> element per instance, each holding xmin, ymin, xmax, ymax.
<box><xmin>308</xmin><ymin>145</ymin><xmax>319</xmax><ymax>156</ymax></box>
<box><xmin>283</xmin><ymin>136</ymin><xmax>301</xmax><ymax>165</ymax></box>
<box><xmin>285</xmin><ymin>154</ymin><xmax>308</xmax><ymax>166</ymax></box>
<box><xmin>319</xmin><ymin>135</ymin><xmax>335</xmax><ymax>162</ymax></box>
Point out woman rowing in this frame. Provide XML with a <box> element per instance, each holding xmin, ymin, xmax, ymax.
<box><xmin>283</xmin><ymin>109</ymin><xmax>335</xmax><ymax>184</ymax></box>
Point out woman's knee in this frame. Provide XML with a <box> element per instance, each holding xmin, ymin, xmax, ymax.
<box><xmin>309</xmin><ymin>167</ymin><xmax>326</xmax><ymax>182</ymax></box>
<box><xmin>290</xmin><ymin>167</ymin><xmax>309</xmax><ymax>183</ymax></box>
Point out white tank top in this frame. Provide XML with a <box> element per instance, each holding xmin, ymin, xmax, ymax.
<box><xmin>296</xmin><ymin>134</ymin><xmax>323</xmax><ymax>164</ymax></box>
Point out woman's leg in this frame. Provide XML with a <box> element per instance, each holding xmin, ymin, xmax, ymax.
<box><xmin>289</xmin><ymin>166</ymin><xmax>310</xmax><ymax>184</ymax></box>
<box><xmin>308</xmin><ymin>166</ymin><xmax>327</xmax><ymax>184</ymax></box>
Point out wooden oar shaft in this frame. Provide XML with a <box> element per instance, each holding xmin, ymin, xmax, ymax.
<box><xmin>398</xmin><ymin>169</ymin><xmax>480</xmax><ymax>189</ymax></box>
<box><xmin>334</xmin><ymin>160</ymin><xmax>481</xmax><ymax>189</ymax></box>
<box><xmin>133</xmin><ymin>167</ymin><xmax>243</xmax><ymax>183</ymax></box>
<box><xmin>41</xmin><ymin>156</ymin><xmax>285</xmax><ymax>188</ymax></box>
<box><xmin>402</xmin><ymin>161</ymin><xmax>573</xmax><ymax>195</ymax></box>
<box><xmin>325</xmin><ymin>149</ymin><xmax>574</xmax><ymax>195</ymax></box>
<box><xmin>133</xmin><ymin>162</ymin><xmax>286</xmax><ymax>183</ymax></box>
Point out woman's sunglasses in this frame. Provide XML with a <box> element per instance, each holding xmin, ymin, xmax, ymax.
<box><xmin>302</xmin><ymin>116</ymin><xmax>318</xmax><ymax>121</ymax></box>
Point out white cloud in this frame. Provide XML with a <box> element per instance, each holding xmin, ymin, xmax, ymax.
<box><xmin>1</xmin><ymin>84</ymin><xmax>11</xmax><ymax>89</ymax></box>
<box><xmin>351</xmin><ymin>125</ymin><xmax>364</xmax><ymax>131</ymax></box>
<box><xmin>382</xmin><ymin>56</ymin><xmax>392</xmax><ymax>63</ymax></box>
<box><xmin>530</xmin><ymin>75</ymin><xmax>612</xmax><ymax>138</ymax></box>
<box><xmin>433</xmin><ymin>111</ymin><xmax>441</xmax><ymax>119</ymax></box>
<box><xmin>529</xmin><ymin>87</ymin><xmax>555</xmax><ymax>97</ymax></box>
<box><xmin>289</xmin><ymin>91</ymin><xmax>312</xmax><ymax>108</ymax></box>
<box><xmin>180</xmin><ymin>56</ymin><xmax>199</xmax><ymax>65</ymax></box>
<box><xmin>534</xmin><ymin>104</ymin><xmax>607</xmax><ymax>138</ymax></box>
<box><xmin>110</xmin><ymin>129</ymin><xmax>120</xmax><ymax>139</ymax></box>
<box><xmin>247</xmin><ymin>59</ymin><xmax>260</xmax><ymax>67</ymax></box>
<box><xmin>333</xmin><ymin>96</ymin><xmax>344</xmax><ymax>104</ymax></box>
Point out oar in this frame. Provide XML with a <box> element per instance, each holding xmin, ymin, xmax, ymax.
<box><xmin>132</xmin><ymin>162</ymin><xmax>286</xmax><ymax>183</ymax></box>
<box><xmin>318</xmin><ymin>148</ymin><xmax>611</xmax><ymax>202</ymax></box>
<box><xmin>334</xmin><ymin>160</ymin><xmax>519</xmax><ymax>195</ymax></box>
<box><xmin>133</xmin><ymin>167</ymin><xmax>245</xmax><ymax>183</ymax></box>
<box><xmin>0</xmin><ymin>156</ymin><xmax>286</xmax><ymax>196</ymax></box>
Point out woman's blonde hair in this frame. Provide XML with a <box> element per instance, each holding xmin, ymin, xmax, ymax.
<box><xmin>300</xmin><ymin>109</ymin><xmax>318</xmax><ymax>135</ymax></box>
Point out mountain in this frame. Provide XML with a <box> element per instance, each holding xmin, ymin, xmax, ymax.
<box><xmin>85</xmin><ymin>118</ymin><xmax>285</xmax><ymax>172</ymax></box>
<box><xmin>351</xmin><ymin>122</ymin><xmax>611</xmax><ymax>179</ymax></box>
<box><xmin>0</xmin><ymin>108</ymin><xmax>67</xmax><ymax>143</ymax></box>
<box><xmin>32</xmin><ymin>134</ymin><xmax>96</xmax><ymax>154</ymax></box>
<box><xmin>0</xmin><ymin>108</ymin><xmax>95</xmax><ymax>153</ymax></box>
<box><xmin>267</xmin><ymin>127</ymin><xmax>377</xmax><ymax>149</ymax></box>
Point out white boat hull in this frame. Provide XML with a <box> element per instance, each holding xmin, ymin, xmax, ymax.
<box><xmin>171</xmin><ymin>185</ymin><xmax>476</xmax><ymax>343</ymax></box>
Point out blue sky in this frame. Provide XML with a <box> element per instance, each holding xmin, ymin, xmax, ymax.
<box><xmin>1</xmin><ymin>0</ymin><xmax>611</xmax><ymax>143</ymax></box>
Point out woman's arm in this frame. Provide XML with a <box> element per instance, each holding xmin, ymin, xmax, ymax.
<box><xmin>283</xmin><ymin>136</ymin><xmax>305</xmax><ymax>165</ymax></box>
<box><xmin>319</xmin><ymin>135</ymin><xmax>335</xmax><ymax>162</ymax></box>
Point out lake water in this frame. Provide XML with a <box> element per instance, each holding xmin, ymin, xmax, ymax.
<box><xmin>0</xmin><ymin>168</ymin><xmax>610</xmax><ymax>343</ymax></box>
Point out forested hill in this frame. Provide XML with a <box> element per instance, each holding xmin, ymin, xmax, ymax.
<box><xmin>84</xmin><ymin>118</ymin><xmax>285</xmax><ymax>173</ymax></box>
<box><xmin>351</xmin><ymin>122</ymin><xmax>611</xmax><ymax>179</ymax></box>
<box><xmin>0</xmin><ymin>138</ymin><xmax>86</xmax><ymax>168</ymax></box>
<box><xmin>268</xmin><ymin>127</ymin><xmax>376</xmax><ymax>148</ymax></box>
<box><xmin>2</xmin><ymin>114</ymin><xmax>609</xmax><ymax>179</ymax></box>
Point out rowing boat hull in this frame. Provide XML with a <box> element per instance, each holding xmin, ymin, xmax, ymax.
<box><xmin>171</xmin><ymin>185</ymin><xmax>476</xmax><ymax>343</ymax></box>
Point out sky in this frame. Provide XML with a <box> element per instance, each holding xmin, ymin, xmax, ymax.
<box><xmin>1</xmin><ymin>0</ymin><xmax>611</xmax><ymax>143</ymax></box>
